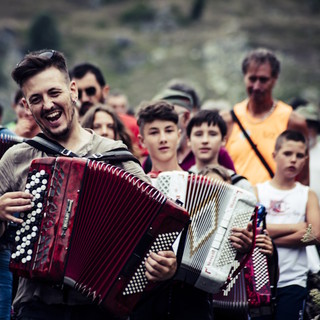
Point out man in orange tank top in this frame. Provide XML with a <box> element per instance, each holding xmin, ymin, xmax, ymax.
<box><xmin>221</xmin><ymin>48</ymin><xmax>308</xmax><ymax>186</ymax></box>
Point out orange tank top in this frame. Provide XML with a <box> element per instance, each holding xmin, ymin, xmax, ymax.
<box><xmin>226</xmin><ymin>99</ymin><xmax>292</xmax><ymax>185</ymax></box>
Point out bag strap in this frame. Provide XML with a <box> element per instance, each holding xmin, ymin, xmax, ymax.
<box><xmin>25</xmin><ymin>133</ymin><xmax>140</xmax><ymax>165</ymax></box>
<box><xmin>230</xmin><ymin>110</ymin><xmax>274</xmax><ymax>178</ymax></box>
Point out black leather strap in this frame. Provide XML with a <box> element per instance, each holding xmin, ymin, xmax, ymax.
<box><xmin>25</xmin><ymin>133</ymin><xmax>141</xmax><ymax>165</ymax></box>
<box><xmin>25</xmin><ymin>133</ymin><xmax>78</xmax><ymax>157</ymax></box>
<box><xmin>230</xmin><ymin>110</ymin><xmax>274</xmax><ymax>178</ymax></box>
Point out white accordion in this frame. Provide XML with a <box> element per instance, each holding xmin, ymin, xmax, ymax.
<box><xmin>152</xmin><ymin>171</ymin><xmax>257</xmax><ymax>293</ymax></box>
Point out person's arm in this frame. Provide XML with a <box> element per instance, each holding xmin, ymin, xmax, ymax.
<box><xmin>269</xmin><ymin>190</ymin><xmax>320</xmax><ymax>247</ymax></box>
<box><xmin>287</xmin><ymin>111</ymin><xmax>309</xmax><ymax>185</ymax></box>
<box><xmin>304</xmin><ymin>189</ymin><xmax>320</xmax><ymax>244</ymax></box>
<box><xmin>267</xmin><ymin>222</ymin><xmax>307</xmax><ymax>239</ymax></box>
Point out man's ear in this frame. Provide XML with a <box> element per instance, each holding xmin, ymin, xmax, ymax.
<box><xmin>138</xmin><ymin>133</ymin><xmax>145</xmax><ymax>148</ymax></box>
<box><xmin>102</xmin><ymin>85</ymin><xmax>110</xmax><ymax>101</ymax></box>
<box><xmin>69</xmin><ymin>80</ymin><xmax>78</xmax><ymax>102</ymax></box>
<box><xmin>22</xmin><ymin>98</ymin><xmax>32</xmax><ymax>116</ymax></box>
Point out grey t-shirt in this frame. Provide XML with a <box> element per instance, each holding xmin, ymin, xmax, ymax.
<box><xmin>0</xmin><ymin>131</ymin><xmax>150</xmax><ymax>309</ymax></box>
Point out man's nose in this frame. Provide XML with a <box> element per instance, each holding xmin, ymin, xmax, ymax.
<box><xmin>80</xmin><ymin>91</ymin><xmax>90</xmax><ymax>102</ymax></box>
<box><xmin>252</xmin><ymin>80</ymin><xmax>262</xmax><ymax>91</ymax></box>
<box><xmin>43</xmin><ymin>95</ymin><xmax>54</xmax><ymax>109</ymax></box>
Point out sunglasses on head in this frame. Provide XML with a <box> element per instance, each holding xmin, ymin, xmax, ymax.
<box><xmin>17</xmin><ymin>50</ymin><xmax>56</xmax><ymax>67</ymax></box>
<box><xmin>78</xmin><ymin>87</ymin><xmax>97</xmax><ymax>100</ymax></box>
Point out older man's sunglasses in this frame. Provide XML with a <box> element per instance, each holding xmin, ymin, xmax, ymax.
<box><xmin>78</xmin><ymin>87</ymin><xmax>97</xmax><ymax>100</ymax></box>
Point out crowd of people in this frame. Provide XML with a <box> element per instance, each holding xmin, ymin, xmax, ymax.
<box><xmin>0</xmin><ymin>47</ymin><xmax>319</xmax><ymax>320</ymax></box>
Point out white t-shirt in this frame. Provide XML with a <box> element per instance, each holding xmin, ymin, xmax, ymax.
<box><xmin>256</xmin><ymin>181</ymin><xmax>309</xmax><ymax>288</ymax></box>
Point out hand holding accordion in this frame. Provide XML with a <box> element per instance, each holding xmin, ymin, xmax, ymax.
<box><xmin>152</xmin><ymin>171</ymin><xmax>257</xmax><ymax>294</ymax></box>
<box><xmin>9</xmin><ymin>157</ymin><xmax>190</xmax><ymax>316</ymax></box>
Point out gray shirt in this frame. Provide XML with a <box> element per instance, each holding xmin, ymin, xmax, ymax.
<box><xmin>0</xmin><ymin>131</ymin><xmax>150</xmax><ymax>309</ymax></box>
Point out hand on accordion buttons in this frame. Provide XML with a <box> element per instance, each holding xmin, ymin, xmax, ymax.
<box><xmin>0</xmin><ymin>192</ymin><xmax>33</xmax><ymax>224</ymax></box>
<box><xmin>145</xmin><ymin>251</ymin><xmax>177</xmax><ymax>282</ymax></box>
<box><xmin>255</xmin><ymin>230</ymin><xmax>274</xmax><ymax>256</ymax></box>
<box><xmin>230</xmin><ymin>222</ymin><xmax>253</xmax><ymax>253</ymax></box>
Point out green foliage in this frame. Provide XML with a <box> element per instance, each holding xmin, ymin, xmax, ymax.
<box><xmin>28</xmin><ymin>13</ymin><xmax>61</xmax><ymax>51</ymax></box>
<box><xmin>120</xmin><ymin>3</ymin><xmax>156</xmax><ymax>24</ymax></box>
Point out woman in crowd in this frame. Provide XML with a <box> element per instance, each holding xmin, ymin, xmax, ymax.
<box><xmin>81</xmin><ymin>104</ymin><xmax>137</xmax><ymax>156</ymax></box>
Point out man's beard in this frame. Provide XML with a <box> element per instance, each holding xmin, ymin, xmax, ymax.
<box><xmin>79</xmin><ymin>102</ymin><xmax>94</xmax><ymax>116</ymax></box>
<box><xmin>39</xmin><ymin>105</ymin><xmax>75</xmax><ymax>141</ymax></box>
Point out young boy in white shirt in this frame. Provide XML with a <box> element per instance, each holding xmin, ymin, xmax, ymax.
<box><xmin>255</xmin><ymin>130</ymin><xmax>320</xmax><ymax>319</ymax></box>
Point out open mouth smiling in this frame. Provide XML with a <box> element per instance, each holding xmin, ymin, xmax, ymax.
<box><xmin>45</xmin><ymin>110</ymin><xmax>62</xmax><ymax>122</ymax></box>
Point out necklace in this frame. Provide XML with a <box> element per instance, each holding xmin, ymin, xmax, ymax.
<box><xmin>245</xmin><ymin>100</ymin><xmax>277</xmax><ymax>124</ymax></box>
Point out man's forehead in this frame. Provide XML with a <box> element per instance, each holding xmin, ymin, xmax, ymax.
<box><xmin>74</xmin><ymin>72</ymin><xmax>100</xmax><ymax>88</ymax></box>
<box><xmin>246</xmin><ymin>61</ymin><xmax>272</xmax><ymax>75</ymax></box>
<box><xmin>22</xmin><ymin>67</ymin><xmax>68</xmax><ymax>94</ymax></box>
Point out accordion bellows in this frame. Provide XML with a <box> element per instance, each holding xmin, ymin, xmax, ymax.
<box><xmin>9</xmin><ymin>157</ymin><xmax>189</xmax><ymax>316</ymax></box>
<box><xmin>152</xmin><ymin>171</ymin><xmax>257</xmax><ymax>293</ymax></box>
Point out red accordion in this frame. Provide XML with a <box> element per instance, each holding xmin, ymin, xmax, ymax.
<box><xmin>9</xmin><ymin>157</ymin><xmax>189</xmax><ymax>316</ymax></box>
<box><xmin>0</xmin><ymin>133</ymin><xmax>24</xmax><ymax>159</ymax></box>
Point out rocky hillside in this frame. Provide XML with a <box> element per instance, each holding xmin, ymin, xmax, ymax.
<box><xmin>0</xmin><ymin>0</ymin><xmax>319</xmax><ymax>122</ymax></box>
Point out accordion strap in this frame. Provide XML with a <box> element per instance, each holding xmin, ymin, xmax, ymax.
<box><xmin>88</xmin><ymin>149</ymin><xmax>140</xmax><ymax>165</ymax></box>
<box><xmin>25</xmin><ymin>133</ymin><xmax>78</xmax><ymax>157</ymax></box>
<box><xmin>25</xmin><ymin>133</ymin><xmax>141</xmax><ymax>165</ymax></box>
<box><xmin>230</xmin><ymin>110</ymin><xmax>274</xmax><ymax>178</ymax></box>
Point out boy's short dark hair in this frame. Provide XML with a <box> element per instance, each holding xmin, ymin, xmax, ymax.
<box><xmin>275</xmin><ymin>130</ymin><xmax>307</xmax><ymax>152</ymax></box>
<box><xmin>69</xmin><ymin>62</ymin><xmax>106</xmax><ymax>87</ymax></box>
<box><xmin>12</xmin><ymin>50</ymin><xmax>69</xmax><ymax>88</ymax></box>
<box><xmin>186</xmin><ymin>109</ymin><xmax>227</xmax><ymax>139</ymax></box>
<box><xmin>136</xmin><ymin>100</ymin><xmax>179</xmax><ymax>133</ymax></box>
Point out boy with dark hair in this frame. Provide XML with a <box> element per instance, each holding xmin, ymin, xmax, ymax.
<box><xmin>187</xmin><ymin>109</ymin><xmax>253</xmax><ymax>192</ymax></box>
<box><xmin>134</xmin><ymin>101</ymin><xmax>253</xmax><ymax>320</ymax></box>
<box><xmin>255</xmin><ymin>130</ymin><xmax>320</xmax><ymax>319</ymax></box>
<box><xmin>137</xmin><ymin>100</ymin><xmax>182</xmax><ymax>177</ymax></box>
